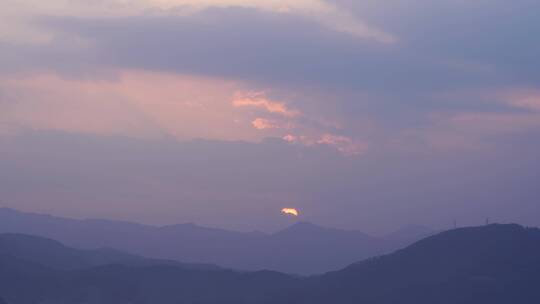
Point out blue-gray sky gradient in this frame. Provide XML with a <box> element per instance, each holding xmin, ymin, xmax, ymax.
<box><xmin>1</xmin><ymin>0</ymin><xmax>539</xmax><ymax>233</ymax></box>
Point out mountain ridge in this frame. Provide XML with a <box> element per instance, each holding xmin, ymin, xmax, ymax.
<box><xmin>1</xmin><ymin>224</ymin><xmax>539</xmax><ymax>303</ymax></box>
<box><xmin>0</xmin><ymin>233</ymin><xmax>219</xmax><ymax>271</ymax></box>
<box><xmin>0</xmin><ymin>207</ymin><xmax>433</xmax><ymax>274</ymax></box>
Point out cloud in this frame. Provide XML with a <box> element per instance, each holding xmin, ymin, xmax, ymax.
<box><xmin>511</xmin><ymin>97</ymin><xmax>540</xmax><ymax>112</ymax></box>
<box><xmin>317</xmin><ymin>134</ymin><xmax>368</xmax><ymax>156</ymax></box>
<box><xmin>4</xmin><ymin>3</ymin><xmax>521</xmax><ymax>98</ymax></box>
<box><xmin>231</xmin><ymin>91</ymin><xmax>369</xmax><ymax>156</ymax></box>
<box><xmin>182</xmin><ymin>0</ymin><xmax>395</xmax><ymax>43</ymax></box>
<box><xmin>4</xmin><ymin>0</ymin><xmax>540</xmax><ymax>97</ymax></box>
<box><xmin>501</xmin><ymin>90</ymin><xmax>540</xmax><ymax>112</ymax></box>
<box><xmin>252</xmin><ymin>118</ymin><xmax>281</xmax><ymax>130</ymax></box>
<box><xmin>0</xmin><ymin>70</ymin><xmax>366</xmax><ymax>156</ymax></box>
<box><xmin>3</xmin><ymin>0</ymin><xmax>540</xmax><ymax>159</ymax></box>
<box><xmin>279</xmin><ymin>132</ymin><xmax>367</xmax><ymax>156</ymax></box>
<box><xmin>0</xmin><ymin>70</ymin><xmax>267</xmax><ymax>141</ymax></box>
<box><xmin>282</xmin><ymin>134</ymin><xmax>297</xmax><ymax>143</ymax></box>
<box><xmin>402</xmin><ymin>110</ymin><xmax>540</xmax><ymax>153</ymax></box>
<box><xmin>232</xmin><ymin>91</ymin><xmax>300</xmax><ymax>117</ymax></box>
<box><xmin>1</xmin><ymin>0</ymin><xmax>394</xmax><ymax>44</ymax></box>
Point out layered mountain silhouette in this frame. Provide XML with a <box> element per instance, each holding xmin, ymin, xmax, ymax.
<box><xmin>0</xmin><ymin>233</ymin><xmax>292</xmax><ymax>304</ymax></box>
<box><xmin>0</xmin><ymin>233</ymin><xmax>217</xmax><ymax>271</ymax></box>
<box><xmin>0</xmin><ymin>208</ymin><xmax>433</xmax><ymax>274</ymax></box>
<box><xmin>0</xmin><ymin>224</ymin><xmax>539</xmax><ymax>304</ymax></box>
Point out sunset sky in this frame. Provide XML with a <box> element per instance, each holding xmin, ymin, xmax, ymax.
<box><xmin>1</xmin><ymin>0</ymin><xmax>539</xmax><ymax>233</ymax></box>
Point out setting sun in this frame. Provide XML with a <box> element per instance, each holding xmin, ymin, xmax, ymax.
<box><xmin>281</xmin><ymin>208</ymin><xmax>299</xmax><ymax>217</ymax></box>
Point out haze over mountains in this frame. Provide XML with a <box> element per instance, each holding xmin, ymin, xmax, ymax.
<box><xmin>1</xmin><ymin>224</ymin><xmax>539</xmax><ymax>304</ymax></box>
<box><xmin>0</xmin><ymin>208</ymin><xmax>433</xmax><ymax>274</ymax></box>
<box><xmin>0</xmin><ymin>233</ymin><xmax>217</xmax><ymax>271</ymax></box>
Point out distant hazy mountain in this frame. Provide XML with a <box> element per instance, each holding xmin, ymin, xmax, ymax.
<box><xmin>0</xmin><ymin>233</ymin><xmax>217</xmax><ymax>271</ymax></box>
<box><xmin>0</xmin><ymin>208</ymin><xmax>433</xmax><ymax>274</ymax></box>
<box><xmin>0</xmin><ymin>224</ymin><xmax>539</xmax><ymax>304</ymax></box>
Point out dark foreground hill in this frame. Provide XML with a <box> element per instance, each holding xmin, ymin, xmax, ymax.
<box><xmin>281</xmin><ymin>224</ymin><xmax>540</xmax><ymax>304</ymax></box>
<box><xmin>1</xmin><ymin>224</ymin><xmax>540</xmax><ymax>304</ymax></box>
<box><xmin>0</xmin><ymin>208</ymin><xmax>432</xmax><ymax>274</ymax></box>
<box><xmin>0</xmin><ymin>234</ymin><xmax>292</xmax><ymax>304</ymax></box>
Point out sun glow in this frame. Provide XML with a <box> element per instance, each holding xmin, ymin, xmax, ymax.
<box><xmin>281</xmin><ymin>208</ymin><xmax>299</xmax><ymax>217</ymax></box>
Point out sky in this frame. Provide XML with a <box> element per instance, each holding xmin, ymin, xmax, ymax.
<box><xmin>1</xmin><ymin>0</ymin><xmax>539</xmax><ymax>234</ymax></box>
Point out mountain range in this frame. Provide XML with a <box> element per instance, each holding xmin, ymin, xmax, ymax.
<box><xmin>0</xmin><ymin>208</ymin><xmax>433</xmax><ymax>274</ymax></box>
<box><xmin>0</xmin><ymin>224</ymin><xmax>539</xmax><ymax>304</ymax></box>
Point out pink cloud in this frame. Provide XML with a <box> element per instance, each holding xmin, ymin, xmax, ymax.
<box><xmin>282</xmin><ymin>134</ymin><xmax>297</xmax><ymax>142</ymax></box>
<box><xmin>252</xmin><ymin>118</ymin><xmax>279</xmax><ymax>130</ymax></box>
<box><xmin>0</xmin><ymin>70</ymin><xmax>266</xmax><ymax>141</ymax></box>
<box><xmin>408</xmin><ymin>87</ymin><xmax>540</xmax><ymax>152</ymax></box>
<box><xmin>281</xmin><ymin>132</ymin><xmax>368</xmax><ymax>156</ymax></box>
<box><xmin>232</xmin><ymin>91</ymin><xmax>300</xmax><ymax>117</ymax></box>
<box><xmin>317</xmin><ymin>134</ymin><xmax>368</xmax><ymax>156</ymax></box>
<box><xmin>504</xmin><ymin>91</ymin><xmax>540</xmax><ymax>112</ymax></box>
<box><xmin>1</xmin><ymin>71</ymin><xmax>370</xmax><ymax>158</ymax></box>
